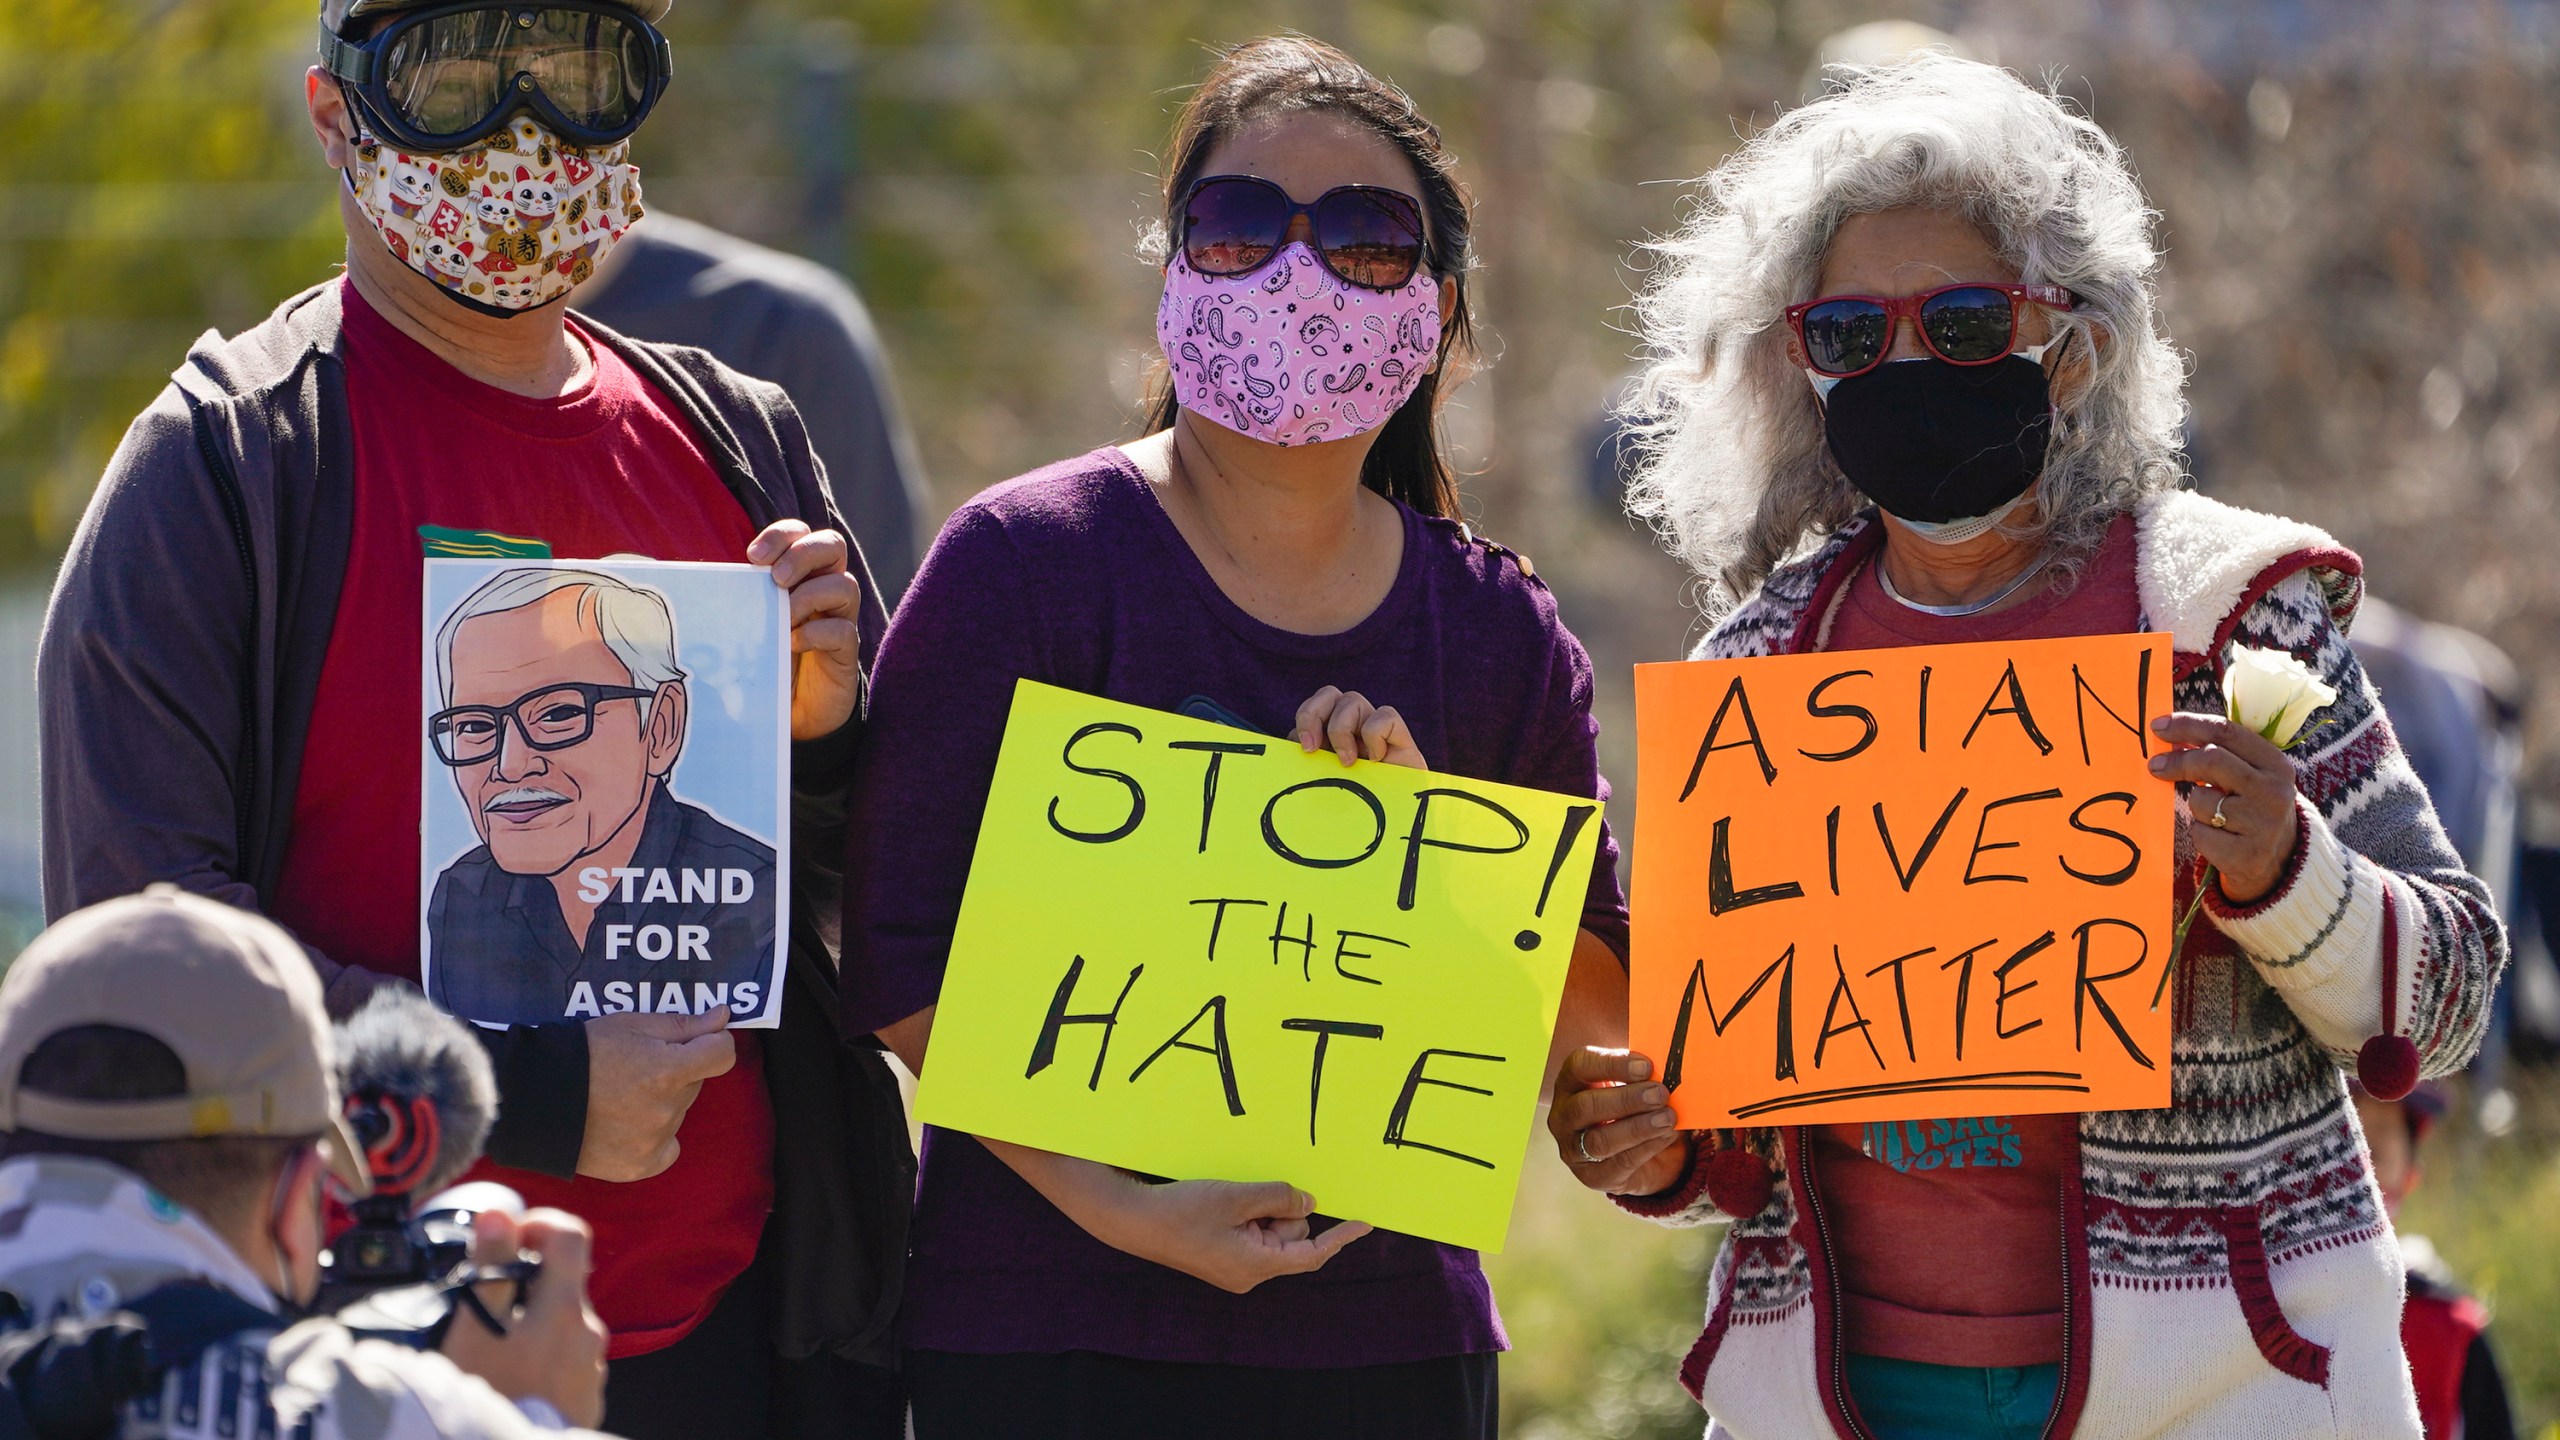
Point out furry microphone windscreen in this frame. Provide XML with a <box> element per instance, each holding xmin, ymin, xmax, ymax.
<box><xmin>335</xmin><ymin>987</ymin><xmax>499</xmax><ymax>1198</ymax></box>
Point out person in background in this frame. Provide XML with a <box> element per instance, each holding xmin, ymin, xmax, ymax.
<box><xmin>2349</xmin><ymin>600</ymin><xmax>2522</xmax><ymax>885</ymax></box>
<box><xmin>2349</xmin><ymin>597</ymin><xmax>2554</xmax><ymax>1118</ymax></box>
<box><xmin>0</xmin><ymin>887</ymin><xmax>613</xmax><ymax>1438</ymax></box>
<box><xmin>2353</xmin><ymin>1081</ymin><xmax>2520</xmax><ymax>1440</ymax></box>
<box><xmin>1557</xmin><ymin>53</ymin><xmax>2505</xmax><ymax>1439</ymax></box>
<box><xmin>843</xmin><ymin>35</ymin><xmax>1629</xmax><ymax>1440</ymax></box>
<box><xmin>35</xmin><ymin>2</ymin><xmax>904</xmax><ymax>1436</ymax></box>
<box><xmin>578</xmin><ymin>213</ymin><xmax>932</xmax><ymax>605</ymax></box>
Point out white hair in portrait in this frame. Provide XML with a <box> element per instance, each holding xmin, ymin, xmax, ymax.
<box><xmin>435</xmin><ymin>565</ymin><xmax>688</xmax><ymax>715</ymax></box>
<box><xmin>1620</xmin><ymin>52</ymin><xmax>2188</xmax><ymax>610</ymax></box>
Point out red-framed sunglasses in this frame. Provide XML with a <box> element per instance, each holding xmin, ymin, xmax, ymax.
<box><xmin>1177</xmin><ymin>174</ymin><xmax>1431</xmax><ymax>291</ymax></box>
<box><xmin>1785</xmin><ymin>282</ymin><xmax>2076</xmax><ymax>379</ymax></box>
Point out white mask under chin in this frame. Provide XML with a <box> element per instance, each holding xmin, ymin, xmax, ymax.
<box><xmin>1895</xmin><ymin>485</ymin><xmax>2040</xmax><ymax>547</ymax></box>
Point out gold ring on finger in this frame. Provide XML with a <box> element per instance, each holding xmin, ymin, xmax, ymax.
<box><xmin>2209</xmin><ymin>793</ymin><xmax>2232</xmax><ymax>830</ymax></box>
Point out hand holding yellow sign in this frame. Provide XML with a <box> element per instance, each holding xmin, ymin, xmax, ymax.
<box><xmin>1631</xmin><ymin>633</ymin><xmax>2177</xmax><ymax>1129</ymax></box>
<box><xmin>916</xmin><ymin>681</ymin><xmax>1604</xmax><ymax>1253</ymax></box>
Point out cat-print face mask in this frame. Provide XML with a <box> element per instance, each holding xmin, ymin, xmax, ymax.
<box><xmin>345</xmin><ymin>114</ymin><xmax>642</xmax><ymax>317</ymax></box>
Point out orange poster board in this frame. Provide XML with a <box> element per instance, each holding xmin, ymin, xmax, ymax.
<box><xmin>1631</xmin><ymin>633</ymin><xmax>2177</xmax><ymax>1129</ymax></box>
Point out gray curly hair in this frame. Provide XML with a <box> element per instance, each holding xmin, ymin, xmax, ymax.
<box><xmin>1621</xmin><ymin>52</ymin><xmax>2187</xmax><ymax>611</ymax></box>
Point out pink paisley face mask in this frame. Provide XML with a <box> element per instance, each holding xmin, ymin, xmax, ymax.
<box><xmin>1155</xmin><ymin>243</ymin><xmax>1441</xmax><ymax>447</ymax></box>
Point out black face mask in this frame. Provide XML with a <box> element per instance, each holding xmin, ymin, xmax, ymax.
<box><xmin>1818</xmin><ymin>349</ymin><xmax>2057</xmax><ymax>525</ymax></box>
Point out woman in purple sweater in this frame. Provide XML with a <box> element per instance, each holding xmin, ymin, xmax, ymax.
<box><xmin>841</xmin><ymin>35</ymin><xmax>1632</xmax><ymax>1440</ymax></box>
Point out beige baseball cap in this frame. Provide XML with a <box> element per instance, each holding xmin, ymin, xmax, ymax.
<box><xmin>0</xmin><ymin>887</ymin><xmax>370</xmax><ymax>1194</ymax></box>
<box><xmin>326</xmin><ymin>0</ymin><xmax>673</xmax><ymax>32</ymax></box>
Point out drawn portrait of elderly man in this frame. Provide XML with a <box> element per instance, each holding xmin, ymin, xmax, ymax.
<box><xmin>425</xmin><ymin>566</ymin><xmax>777</xmax><ymax>1028</ymax></box>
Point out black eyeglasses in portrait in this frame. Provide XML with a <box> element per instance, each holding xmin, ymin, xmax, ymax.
<box><xmin>428</xmin><ymin>682</ymin><xmax>658</xmax><ymax>766</ymax></box>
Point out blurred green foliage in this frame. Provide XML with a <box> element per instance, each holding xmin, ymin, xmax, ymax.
<box><xmin>1487</xmin><ymin>1157</ymin><xmax>1720</xmax><ymax>1440</ymax></box>
<box><xmin>0</xmin><ymin>0</ymin><xmax>345</xmax><ymax>567</ymax></box>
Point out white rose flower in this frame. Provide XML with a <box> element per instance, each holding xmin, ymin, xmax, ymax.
<box><xmin>2222</xmin><ymin>645</ymin><xmax>2340</xmax><ymax>749</ymax></box>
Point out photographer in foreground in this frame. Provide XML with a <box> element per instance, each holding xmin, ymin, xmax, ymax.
<box><xmin>0</xmin><ymin>887</ymin><xmax>611</xmax><ymax>1438</ymax></box>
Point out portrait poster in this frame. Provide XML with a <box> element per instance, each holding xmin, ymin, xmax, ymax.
<box><xmin>418</xmin><ymin>557</ymin><xmax>791</xmax><ymax>1030</ymax></box>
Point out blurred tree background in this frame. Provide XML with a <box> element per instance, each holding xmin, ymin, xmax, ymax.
<box><xmin>7</xmin><ymin>0</ymin><xmax>2560</xmax><ymax>1433</ymax></box>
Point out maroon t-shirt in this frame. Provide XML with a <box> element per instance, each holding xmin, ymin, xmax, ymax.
<box><xmin>269</xmin><ymin>279</ymin><xmax>775</xmax><ymax>1358</ymax></box>
<box><xmin>1811</xmin><ymin>512</ymin><xmax>2141</xmax><ymax>1368</ymax></box>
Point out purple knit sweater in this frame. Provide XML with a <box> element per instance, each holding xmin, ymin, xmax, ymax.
<box><xmin>841</xmin><ymin>447</ymin><xmax>1628</xmax><ymax>1366</ymax></box>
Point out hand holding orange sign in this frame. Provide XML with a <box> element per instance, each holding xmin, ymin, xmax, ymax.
<box><xmin>1631</xmin><ymin>633</ymin><xmax>2176</xmax><ymax>1129</ymax></box>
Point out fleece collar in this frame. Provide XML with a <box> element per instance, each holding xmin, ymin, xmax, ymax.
<box><xmin>2130</xmin><ymin>490</ymin><xmax>2364</xmax><ymax>676</ymax></box>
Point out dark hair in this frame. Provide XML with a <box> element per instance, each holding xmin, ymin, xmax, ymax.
<box><xmin>2</xmin><ymin>1025</ymin><xmax>309</xmax><ymax>1231</ymax></box>
<box><xmin>1144</xmin><ymin>35</ymin><xmax>1476</xmax><ymax>520</ymax></box>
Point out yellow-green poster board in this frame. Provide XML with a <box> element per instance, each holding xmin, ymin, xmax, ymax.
<box><xmin>914</xmin><ymin>681</ymin><xmax>1604</xmax><ymax>1253</ymax></box>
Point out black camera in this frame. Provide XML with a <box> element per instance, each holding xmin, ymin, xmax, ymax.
<box><xmin>325</xmin><ymin>1195</ymin><xmax>477</xmax><ymax>1294</ymax></box>
<box><xmin>327</xmin><ymin>1182</ymin><xmax>534</xmax><ymax>1346</ymax></box>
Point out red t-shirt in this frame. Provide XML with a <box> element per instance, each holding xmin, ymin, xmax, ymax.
<box><xmin>270</xmin><ymin>280</ymin><xmax>776</xmax><ymax>1358</ymax></box>
<box><xmin>1811</xmin><ymin>512</ymin><xmax>2141</xmax><ymax>1368</ymax></box>
<box><xmin>2401</xmin><ymin>1268</ymin><xmax>2491</xmax><ymax>1440</ymax></box>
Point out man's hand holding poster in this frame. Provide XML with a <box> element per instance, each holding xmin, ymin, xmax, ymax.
<box><xmin>1631</xmin><ymin>634</ymin><xmax>2176</xmax><ymax>1129</ymax></box>
<box><xmin>419</xmin><ymin>558</ymin><xmax>792</xmax><ymax>1030</ymax></box>
<box><xmin>916</xmin><ymin>682</ymin><xmax>1604</xmax><ymax>1254</ymax></box>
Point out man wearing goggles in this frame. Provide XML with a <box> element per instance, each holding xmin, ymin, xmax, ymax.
<box><xmin>319</xmin><ymin>1</ymin><xmax>671</xmax><ymax>317</ymax></box>
<box><xmin>39</xmin><ymin>2</ymin><xmax>906</xmax><ymax>1438</ymax></box>
<box><xmin>325</xmin><ymin>2</ymin><xmax>934</xmax><ymax>607</ymax></box>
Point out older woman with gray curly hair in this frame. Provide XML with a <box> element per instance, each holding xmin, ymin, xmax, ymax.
<box><xmin>1547</xmin><ymin>53</ymin><xmax>2505</xmax><ymax>1440</ymax></box>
